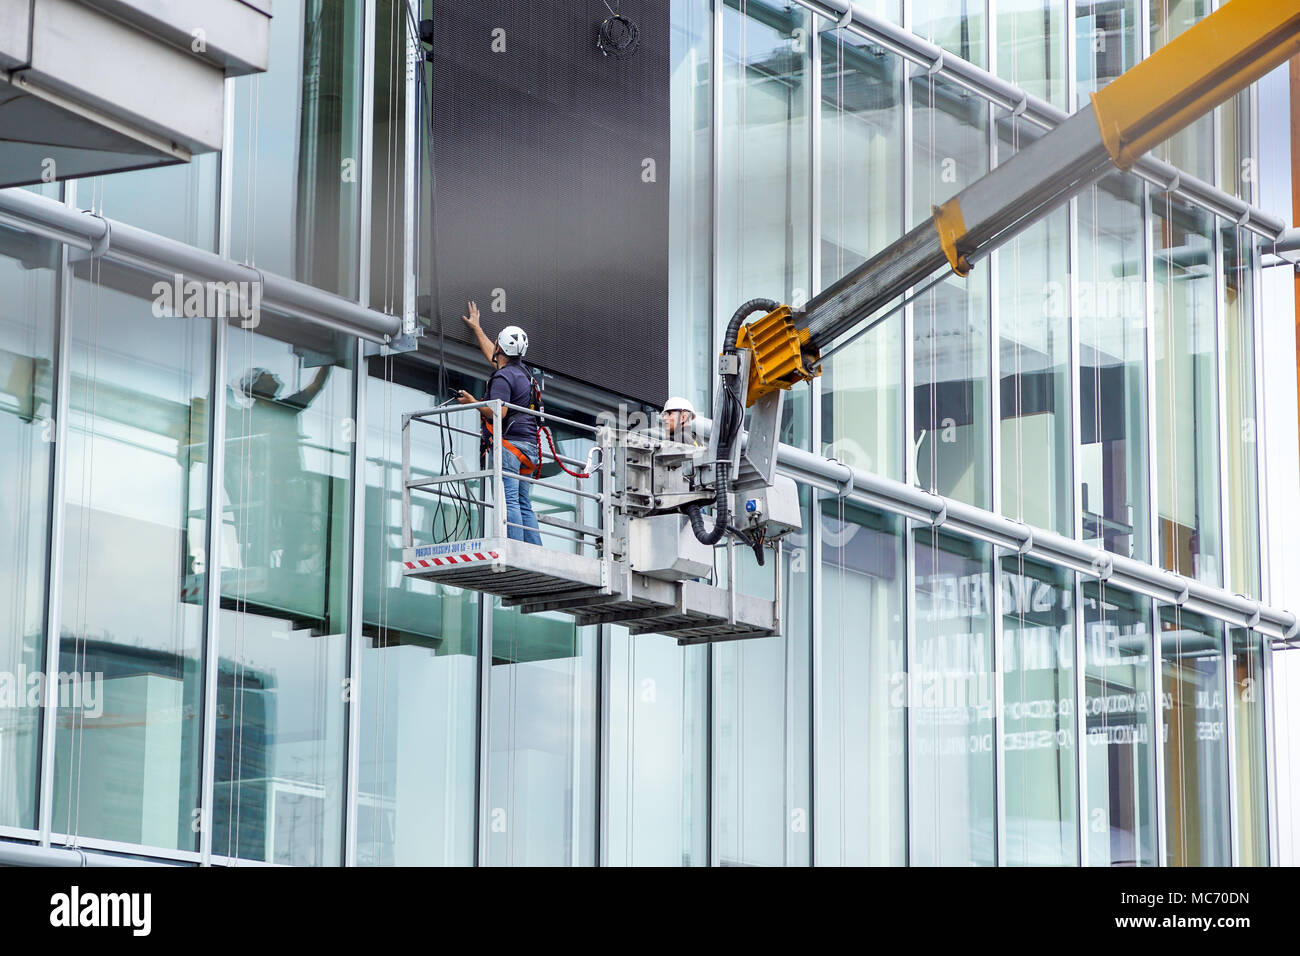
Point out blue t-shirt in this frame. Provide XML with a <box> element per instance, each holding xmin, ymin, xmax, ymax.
<box><xmin>485</xmin><ymin>360</ymin><xmax>539</xmax><ymax>443</ymax></box>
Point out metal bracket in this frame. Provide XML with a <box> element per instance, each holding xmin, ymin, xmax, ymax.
<box><xmin>1166</xmin><ymin>570</ymin><xmax>1190</xmax><ymax>606</ymax></box>
<box><xmin>384</xmin><ymin>333</ymin><xmax>420</xmax><ymax>354</ymax></box>
<box><xmin>826</xmin><ymin>457</ymin><xmax>854</xmax><ymax>498</ymax></box>
<box><xmin>1016</xmin><ymin>522</ymin><xmax>1034</xmax><ymax>555</ymax></box>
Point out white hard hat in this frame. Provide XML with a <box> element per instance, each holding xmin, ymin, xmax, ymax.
<box><xmin>497</xmin><ymin>325</ymin><xmax>528</xmax><ymax>357</ymax></box>
<box><xmin>663</xmin><ymin>396</ymin><xmax>696</xmax><ymax>417</ymax></box>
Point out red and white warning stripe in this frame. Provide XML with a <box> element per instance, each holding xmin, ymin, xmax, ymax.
<box><xmin>405</xmin><ymin>550</ymin><xmax>499</xmax><ymax>570</ymax></box>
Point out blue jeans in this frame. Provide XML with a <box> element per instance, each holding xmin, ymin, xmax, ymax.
<box><xmin>501</xmin><ymin>441</ymin><xmax>543</xmax><ymax>545</ymax></box>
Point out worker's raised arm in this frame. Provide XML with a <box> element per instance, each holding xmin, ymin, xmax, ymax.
<box><xmin>460</xmin><ymin>301</ymin><xmax>497</xmax><ymax>364</ymax></box>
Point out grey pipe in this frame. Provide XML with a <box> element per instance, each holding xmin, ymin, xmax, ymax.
<box><xmin>0</xmin><ymin>188</ymin><xmax>401</xmax><ymax>344</ymax></box>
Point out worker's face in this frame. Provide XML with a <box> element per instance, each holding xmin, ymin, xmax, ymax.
<box><xmin>662</xmin><ymin>410</ymin><xmax>693</xmax><ymax>435</ymax></box>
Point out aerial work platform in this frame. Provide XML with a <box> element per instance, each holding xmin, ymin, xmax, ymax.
<box><xmin>399</xmin><ymin>401</ymin><xmax>784</xmax><ymax>645</ymax></box>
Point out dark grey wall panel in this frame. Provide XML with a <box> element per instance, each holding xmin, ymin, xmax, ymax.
<box><xmin>423</xmin><ymin>0</ymin><xmax>670</xmax><ymax>406</ymax></box>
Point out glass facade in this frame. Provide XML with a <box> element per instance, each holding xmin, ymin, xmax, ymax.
<box><xmin>0</xmin><ymin>0</ymin><xmax>1285</xmax><ymax>867</ymax></box>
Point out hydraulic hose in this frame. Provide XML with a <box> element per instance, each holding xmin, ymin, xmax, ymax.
<box><xmin>686</xmin><ymin>298</ymin><xmax>779</xmax><ymax>546</ymax></box>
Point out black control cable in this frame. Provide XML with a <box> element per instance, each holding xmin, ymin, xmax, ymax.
<box><xmin>686</xmin><ymin>297</ymin><xmax>778</xmax><ymax>546</ymax></box>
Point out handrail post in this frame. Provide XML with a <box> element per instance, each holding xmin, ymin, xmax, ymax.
<box><xmin>401</xmin><ymin>412</ymin><xmax>412</xmax><ymax>548</ymax></box>
<box><xmin>492</xmin><ymin>400</ymin><xmax>507</xmax><ymax>540</ymax></box>
<box><xmin>600</xmin><ymin>426</ymin><xmax>615</xmax><ymax>594</ymax></box>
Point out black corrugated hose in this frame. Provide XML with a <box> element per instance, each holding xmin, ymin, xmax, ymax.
<box><xmin>686</xmin><ymin>298</ymin><xmax>779</xmax><ymax>546</ymax></box>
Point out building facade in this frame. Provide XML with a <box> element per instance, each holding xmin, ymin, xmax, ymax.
<box><xmin>0</xmin><ymin>0</ymin><xmax>1296</xmax><ymax>866</ymax></box>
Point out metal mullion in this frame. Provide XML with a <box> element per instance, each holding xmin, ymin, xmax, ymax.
<box><xmin>1151</xmin><ymin>601</ymin><xmax>1168</xmax><ymax>865</ymax></box>
<box><xmin>596</xmin><ymin>622</ymin><xmax>612</xmax><ymax>866</ymax></box>
<box><xmin>197</xmin><ymin>76</ymin><xmax>237</xmax><ymax>868</ymax></box>
<box><xmin>992</xmin><ymin>553</ymin><xmax>1007</xmax><ymax>866</ymax></box>
<box><xmin>1262</xmin><ymin>638</ymin><xmax>1279</xmax><ymax>865</ymax></box>
<box><xmin>342</xmin><ymin>340</ymin><xmax>367</xmax><ymax>867</ymax></box>
<box><xmin>900</xmin><ymin>0</ymin><xmax>915</xmax><ymax>870</ymax></box>
<box><xmin>806</xmin><ymin>14</ymin><xmax>823</xmax><ymax>867</ymax></box>
<box><xmin>474</xmin><ymin>585</ymin><xmax>492</xmax><ymax>866</ymax></box>
<box><xmin>985</xmin><ymin>8</ymin><xmax>1005</xmax><ymax>867</ymax></box>
<box><xmin>1248</xmin><ymin>78</ymin><xmax>1268</xmax><ymax>607</ymax></box>
<box><xmin>707</xmin><ymin>0</ymin><xmax>722</xmax><ymax>869</ymax></box>
<box><xmin>401</xmin><ymin>0</ymin><xmax>418</xmax><ymax>338</ymax></box>
<box><xmin>1214</xmin><ymin>223</ymin><xmax>1231</xmax><ymax>594</ymax></box>
<box><xmin>196</xmin><ymin>325</ymin><xmax>228</xmax><ymax>868</ymax></box>
<box><xmin>1224</xmin><ymin>624</ymin><xmax>1241</xmax><ymax>865</ymax></box>
<box><xmin>344</xmin><ymin>0</ymin><xmax>379</xmax><ymax>869</ymax></box>
<box><xmin>1073</xmin><ymin>574</ymin><xmax>1089</xmax><ymax>866</ymax></box>
<box><xmin>37</xmin><ymin>182</ymin><xmax>76</xmax><ymax>848</ymax></box>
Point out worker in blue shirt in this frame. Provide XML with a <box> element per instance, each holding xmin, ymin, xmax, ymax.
<box><xmin>457</xmin><ymin>301</ymin><xmax>543</xmax><ymax>546</ymax></box>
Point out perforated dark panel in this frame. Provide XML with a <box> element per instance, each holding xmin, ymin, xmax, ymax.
<box><xmin>424</xmin><ymin>1</ymin><xmax>670</xmax><ymax>406</ymax></box>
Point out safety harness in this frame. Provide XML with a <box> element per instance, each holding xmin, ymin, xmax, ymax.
<box><xmin>479</xmin><ymin>361</ymin><xmax>593</xmax><ymax>480</ymax></box>
<box><xmin>480</xmin><ymin>362</ymin><xmax>544</xmax><ymax>477</ymax></box>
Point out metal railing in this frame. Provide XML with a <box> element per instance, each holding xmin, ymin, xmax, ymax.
<box><xmin>400</xmin><ymin>399</ymin><xmax>611</xmax><ymax>555</ymax></box>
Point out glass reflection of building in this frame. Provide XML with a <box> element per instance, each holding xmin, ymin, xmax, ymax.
<box><xmin>0</xmin><ymin>0</ymin><xmax>1289</xmax><ymax>867</ymax></box>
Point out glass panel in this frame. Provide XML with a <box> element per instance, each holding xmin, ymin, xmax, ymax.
<box><xmin>995</xmin><ymin>0</ymin><xmax>1066</xmax><ymax>110</ymax></box>
<box><xmin>1075</xmin><ymin>0</ymin><xmax>1139</xmax><ymax>102</ymax></box>
<box><xmin>372</xmin><ymin>0</ymin><xmax>407</xmax><ymax>313</ymax></box>
<box><xmin>356</xmin><ymin>364</ymin><xmax>478</xmax><ymax>866</ymax></box>
<box><xmin>1078</xmin><ymin>175</ymin><xmax>1149</xmax><ymax>561</ymax></box>
<box><xmin>605</xmin><ymin>631</ymin><xmax>708</xmax><ymax>866</ymax></box>
<box><xmin>1082</xmin><ymin>582</ymin><xmax>1157</xmax><ymax>867</ymax></box>
<box><xmin>668</xmin><ymin>0</ymin><xmax>713</xmax><ymax>414</ymax></box>
<box><xmin>1219</xmin><ymin>90</ymin><xmax>1252</xmax><ymax>200</ymax></box>
<box><xmin>483</xmin><ymin>393</ymin><xmax>600</xmax><ymax>866</ymax></box>
<box><xmin>0</xmin><ymin>230</ymin><xmax>58</xmax><ymax>831</ymax></box>
<box><xmin>715</xmin><ymin>490</ymin><xmax>812</xmax><ymax>866</ymax></box>
<box><xmin>230</xmin><ymin>0</ymin><xmax>364</xmax><ymax>297</ymax></box>
<box><xmin>911</xmin><ymin>529</ymin><xmax>995</xmax><ymax>865</ymax></box>
<box><xmin>912</xmin><ymin>72</ymin><xmax>991</xmax><ymax>507</ymax></box>
<box><xmin>1149</xmin><ymin>1</ymin><xmax>1213</xmax><ymax>184</ymax></box>
<box><xmin>487</xmin><ymin>612</ymin><xmax>597</xmax><ymax>866</ymax></box>
<box><xmin>1159</xmin><ymin>605</ymin><xmax>1229</xmax><ymax>866</ymax></box>
<box><xmin>817</xmin><ymin>501</ymin><xmax>905</xmax><ymax>865</ymax></box>
<box><xmin>913</xmin><ymin>0</ymin><xmax>987</xmax><ymax>68</ymax></box>
<box><xmin>718</xmin><ymin>0</ymin><xmax>812</xmax><ymax>450</ymax></box>
<box><xmin>78</xmin><ymin>156</ymin><xmax>219</xmax><ymax>250</ymax></box>
<box><xmin>1230</xmin><ymin>629</ymin><xmax>1268</xmax><ymax>866</ymax></box>
<box><xmin>820</xmin><ymin>27</ymin><xmax>904</xmax><ymax>481</ymax></box>
<box><xmin>215</xmin><ymin>316</ymin><xmax>354</xmax><ymax>864</ymax></box>
<box><xmin>1223</xmin><ymin>225</ymin><xmax>1259</xmax><ymax>598</ymax></box>
<box><xmin>1151</xmin><ymin>195</ymin><xmax>1220</xmax><ymax>584</ymax></box>
<box><xmin>1000</xmin><ymin>557</ymin><xmax>1077</xmax><ymax>866</ymax></box>
<box><xmin>54</xmin><ymin>269</ymin><xmax>210</xmax><ymax>850</ymax></box>
<box><xmin>998</xmin><ymin>203</ymin><xmax>1071</xmax><ymax>534</ymax></box>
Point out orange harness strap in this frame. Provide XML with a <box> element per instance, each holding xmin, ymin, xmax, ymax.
<box><xmin>483</xmin><ymin>419</ymin><xmax>539</xmax><ymax>477</ymax></box>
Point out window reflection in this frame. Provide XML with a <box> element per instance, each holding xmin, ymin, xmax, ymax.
<box><xmin>912</xmin><ymin>73</ymin><xmax>990</xmax><ymax>507</ymax></box>
<box><xmin>357</xmin><ymin>366</ymin><xmax>478</xmax><ymax>866</ymax></box>
<box><xmin>214</xmin><ymin>318</ymin><xmax>353</xmax><ymax>864</ymax></box>
<box><xmin>1079</xmin><ymin>175</ymin><xmax>1149</xmax><ymax>560</ymax></box>
<box><xmin>1230</xmin><ymin>629</ymin><xmax>1268</xmax><ymax>866</ymax></box>
<box><xmin>54</xmin><ymin>270</ymin><xmax>210</xmax><ymax>851</ymax></box>
<box><xmin>1082</xmin><ymin>582</ymin><xmax>1156</xmax><ymax>866</ymax></box>
<box><xmin>1152</xmin><ymin>196</ymin><xmax>1220</xmax><ymax>584</ymax></box>
<box><xmin>605</xmin><ymin>628</ymin><xmax>708</xmax><ymax>866</ymax></box>
<box><xmin>0</xmin><ymin>233</ymin><xmax>58</xmax><ymax>831</ymax></box>
<box><xmin>1159</xmin><ymin>606</ymin><xmax>1229</xmax><ymax>866</ymax></box>
<box><xmin>911</xmin><ymin>529</ymin><xmax>995</xmax><ymax>865</ymax></box>
<box><xmin>820</xmin><ymin>27</ymin><xmax>904</xmax><ymax>482</ymax></box>
<box><xmin>818</xmin><ymin>502</ymin><xmax>905</xmax><ymax>865</ymax></box>
<box><xmin>229</xmin><ymin>0</ymin><xmax>363</xmax><ymax>297</ymax></box>
<box><xmin>1000</xmin><ymin>558</ymin><xmax>1077</xmax><ymax>866</ymax></box>
<box><xmin>716</xmin><ymin>491</ymin><xmax>812</xmax><ymax>866</ymax></box>
<box><xmin>1223</xmin><ymin>227</ymin><xmax>1259</xmax><ymax>598</ymax></box>
<box><xmin>718</xmin><ymin>0</ymin><xmax>812</xmax><ymax>451</ymax></box>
